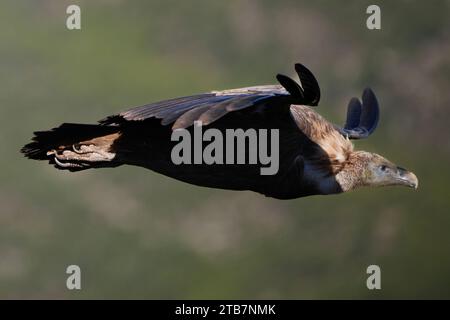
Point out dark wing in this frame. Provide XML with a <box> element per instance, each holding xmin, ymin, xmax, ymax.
<box><xmin>295</xmin><ymin>63</ymin><xmax>320</xmax><ymax>106</ymax></box>
<box><xmin>335</xmin><ymin>88</ymin><xmax>380</xmax><ymax>139</ymax></box>
<box><xmin>100</xmin><ymin>64</ymin><xmax>321</xmax><ymax>130</ymax></box>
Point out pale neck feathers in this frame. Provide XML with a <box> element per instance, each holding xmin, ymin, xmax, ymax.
<box><xmin>290</xmin><ymin>105</ymin><xmax>369</xmax><ymax>193</ymax></box>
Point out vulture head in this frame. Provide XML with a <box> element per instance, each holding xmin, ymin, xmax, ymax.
<box><xmin>336</xmin><ymin>151</ymin><xmax>418</xmax><ymax>192</ymax></box>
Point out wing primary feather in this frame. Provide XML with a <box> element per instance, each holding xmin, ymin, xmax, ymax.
<box><xmin>116</xmin><ymin>94</ymin><xmax>213</xmax><ymax>121</ymax></box>
<box><xmin>338</xmin><ymin>88</ymin><xmax>380</xmax><ymax>139</ymax></box>
<box><xmin>100</xmin><ymin>64</ymin><xmax>311</xmax><ymax>127</ymax></box>
<box><xmin>132</xmin><ymin>95</ymin><xmax>215</xmax><ymax>120</ymax></box>
<box><xmin>360</xmin><ymin>88</ymin><xmax>379</xmax><ymax>135</ymax></box>
<box><xmin>344</xmin><ymin>97</ymin><xmax>362</xmax><ymax>130</ymax></box>
<box><xmin>294</xmin><ymin>63</ymin><xmax>321</xmax><ymax>106</ymax></box>
<box><xmin>276</xmin><ymin>74</ymin><xmax>304</xmax><ymax>99</ymax></box>
<box><xmin>198</xmin><ymin>95</ymin><xmax>265</xmax><ymax>126</ymax></box>
<box><xmin>171</xmin><ymin>103</ymin><xmax>215</xmax><ymax>129</ymax></box>
<box><xmin>158</xmin><ymin>96</ymin><xmax>230</xmax><ymax>124</ymax></box>
<box><xmin>225</xmin><ymin>95</ymin><xmax>270</xmax><ymax>111</ymax></box>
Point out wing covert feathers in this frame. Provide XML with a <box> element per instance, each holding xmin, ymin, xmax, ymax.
<box><xmin>100</xmin><ymin>64</ymin><xmax>321</xmax><ymax>129</ymax></box>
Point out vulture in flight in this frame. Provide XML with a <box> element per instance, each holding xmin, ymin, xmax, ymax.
<box><xmin>21</xmin><ymin>64</ymin><xmax>418</xmax><ymax>199</ymax></box>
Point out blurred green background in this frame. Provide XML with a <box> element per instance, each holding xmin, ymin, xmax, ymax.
<box><xmin>1</xmin><ymin>0</ymin><xmax>449</xmax><ymax>299</ymax></box>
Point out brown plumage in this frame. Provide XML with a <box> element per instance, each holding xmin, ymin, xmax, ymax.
<box><xmin>21</xmin><ymin>64</ymin><xmax>418</xmax><ymax>199</ymax></box>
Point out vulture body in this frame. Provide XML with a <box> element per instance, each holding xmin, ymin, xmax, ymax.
<box><xmin>21</xmin><ymin>64</ymin><xmax>418</xmax><ymax>199</ymax></box>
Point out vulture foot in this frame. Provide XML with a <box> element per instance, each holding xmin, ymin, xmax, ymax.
<box><xmin>47</xmin><ymin>144</ymin><xmax>116</xmax><ymax>170</ymax></box>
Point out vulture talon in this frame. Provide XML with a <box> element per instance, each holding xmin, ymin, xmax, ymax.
<box><xmin>72</xmin><ymin>144</ymin><xmax>83</xmax><ymax>153</ymax></box>
<box><xmin>54</xmin><ymin>156</ymin><xmax>84</xmax><ymax>168</ymax></box>
<box><xmin>54</xmin><ymin>157</ymin><xmax>70</xmax><ymax>167</ymax></box>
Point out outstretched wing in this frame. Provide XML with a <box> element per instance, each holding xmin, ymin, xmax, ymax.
<box><xmin>335</xmin><ymin>88</ymin><xmax>380</xmax><ymax>139</ymax></box>
<box><xmin>101</xmin><ymin>85</ymin><xmax>291</xmax><ymax>130</ymax></box>
<box><xmin>100</xmin><ymin>64</ymin><xmax>321</xmax><ymax>130</ymax></box>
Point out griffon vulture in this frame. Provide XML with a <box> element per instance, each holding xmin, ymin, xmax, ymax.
<box><xmin>21</xmin><ymin>64</ymin><xmax>418</xmax><ymax>199</ymax></box>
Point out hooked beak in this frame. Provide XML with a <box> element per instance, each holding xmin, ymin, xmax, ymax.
<box><xmin>395</xmin><ymin>167</ymin><xmax>419</xmax><ymax>190</ymax></box>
